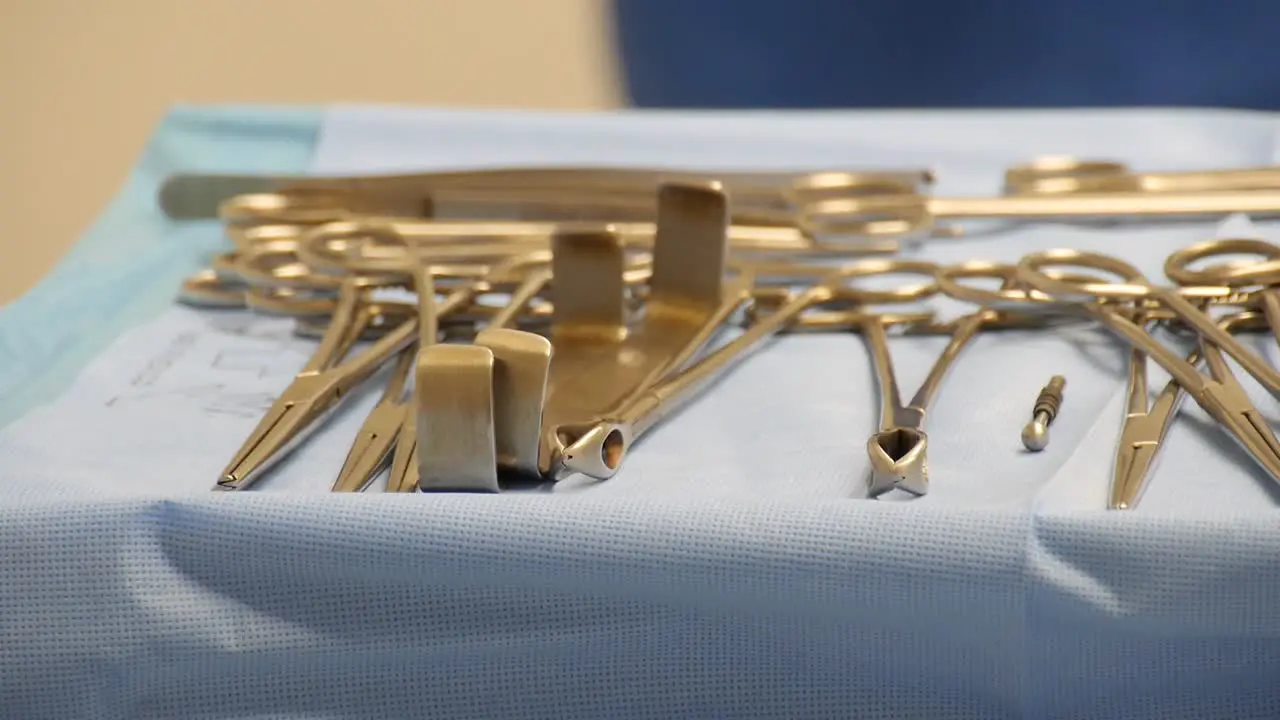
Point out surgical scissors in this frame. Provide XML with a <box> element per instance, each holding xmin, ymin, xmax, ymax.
<box><xmin>1005</xmin><ymin>156</ymin><xmax>1280</xmax><ymax>195</ymax></box>
<box><xmin>1003</xmin><ymin>249</ymin><xmax>1280</xmax><ymax>492</ymax></box>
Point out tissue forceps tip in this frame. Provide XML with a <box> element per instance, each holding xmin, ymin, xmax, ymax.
<box><xmin>387</xmin><ymin>414</ymin><xmax>419</xmax><ymax>493</ymax></box>
<box><xmin>1110</xmin><ymin>409</ymin><xmax>1172</xmax><ymax>511</ymax></box>
<box><xmin>332</xmin><ymin>347</ymin><xmax>416</xmax><ymax>493</ymax></box>
<box><xmin>216</xmin><ymin>376</ymin><xmax>338</xmax><ymax>490</ymax></box>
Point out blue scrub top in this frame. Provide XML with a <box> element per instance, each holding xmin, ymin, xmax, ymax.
<box><xmin>611</xmin><ymin>1</ymin><xmax>1280</xmax><ymax>109</ymax></box>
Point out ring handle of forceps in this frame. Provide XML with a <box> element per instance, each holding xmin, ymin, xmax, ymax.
<box><xmin>1164</xmin><ymin>238</ymin><xmax>1280</xmax><ymax>287</ymax></box>
<box><xmin>934</xmin><ymin>259</ymin><xmax>1139</xmax><ymax>316</ymax></box>
<box><xmin>742</xmin><ymin>258</ymin><xmax>940</xmax><ymax>326</ymax></box>
<box><xmin>814</xmin><ymin>258</ymin><xmax>941</xmax><ymax>304</ymax></box>
<box><xmin>795</xmin><ymin>186</ymin><xmax>936</xmax><ymax>240</ymax></box>
<box><xmin>232</xmin><ymin>238</ymin><xmax>350</xmax><ymax>292</ymax></box>
<box><xmin>232</xmin><ymin>236</ymin><xmax>491</xmax><ymax>294</ymax></box>
<box><xmin>1014</xmin><ymin>249</ymin><xmax>1243</xmax><ymax>309</ymax></box>
<box><xmin>296</xmin><ymin>219</ymin><xmax>575</xmax><ymax>278</ymax></box>
<box><xmin>219</xmin><ymin>191</ymin><xmax>357</xmax><ymax>227</ymax></box>
<box><xmin>255</xmin><ymin>223</ymin><xmax>519</xmax><ymax>295</ymax></box>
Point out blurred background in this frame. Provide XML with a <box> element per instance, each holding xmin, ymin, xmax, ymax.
<box><xmin>0</xmin><ymin>0</ymin><xmax>621</xmax><ymax>303</ymax></box>
<box><xmin>5</xmin><ymin>2</ymin><xmax>1279</xmax><ymax>302</ymax></box>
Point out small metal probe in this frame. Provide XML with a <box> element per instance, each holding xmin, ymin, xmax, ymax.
<box><xmin>1021</xmin><ymin>375</ymin><xmax>1066</xmax><ymax>452</ymax></box>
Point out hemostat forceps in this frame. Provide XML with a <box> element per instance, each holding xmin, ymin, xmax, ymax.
<box><xmin>1004</xmin><ymin>156</ymin><xmax>1280</xmax><ymax>195</ymax></box>
<box><xmin>217</xmin><ymin>278</ymin><xmax>419</xmax><ymax>490</ymax></box>
<box><xmin>1011</xmin><ymin>249</ymin><xmax>1280</xmax><ymax>492</ymax></box>
<box><xmin>854</xmin><ymin>260</ymin><xmax>1031</xmax><ymax>498</ymax></box>
<box><xmin>1109</xmin><ymin>311</ymin><xmax>1269</xmax><ymax>510</ymax></box>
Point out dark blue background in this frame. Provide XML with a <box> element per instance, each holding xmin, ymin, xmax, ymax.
<box><xmin>611</xmin><ymin>1</ymin><xmax>1279</xmax><ymax>108</ymax></box>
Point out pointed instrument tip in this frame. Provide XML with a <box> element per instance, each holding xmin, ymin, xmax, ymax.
<box><xmin>1107</xmin><ymin>489</ymin><xmax>1132</xmax><ymax>510</ymax></box>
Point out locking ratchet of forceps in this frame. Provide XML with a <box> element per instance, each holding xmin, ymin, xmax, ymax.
<box><xmin>1004</xmin><ymin>156</ymin><xmax>1280</xmax><ymax>195</ymax></box>
<box><xmin>1003</xmin><ymin>249</ymin><xmax>1280</xmax><ymax>492</ymax></box>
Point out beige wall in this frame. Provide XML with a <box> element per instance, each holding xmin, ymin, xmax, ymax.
<box><xmin>0</xmin><ymin>0</ymin><xmax>621</xmax><ymax>302</ymax></box>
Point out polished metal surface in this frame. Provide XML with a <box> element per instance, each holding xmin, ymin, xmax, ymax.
<box><xmin>156</xmin><ymin>155</ymin><xmax>1280</xmax><ymax>505</ymax></box>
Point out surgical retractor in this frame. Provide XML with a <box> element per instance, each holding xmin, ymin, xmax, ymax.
<box><xmin>1021</xmin><ymin>375</ymin><xmax>1066</xmax><ymax>452</ymax></box>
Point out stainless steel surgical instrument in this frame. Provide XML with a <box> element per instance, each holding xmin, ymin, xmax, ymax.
<box><xmin>216</xmin><ymin>278</ymin><xmax>420</xmax><ymax>490</ymax></box>
<box><xmin>804</xmin><ymin>187</ymin><xmax>1280</xmax><ymax>239</ymax></box>
<box><xmin>331</xmin><ymin>345</ymin><xmax>417</xmax><ymax>492</ymax></box>
<box><xmin>1107</xmin><ymin>311</ymin><xmax>1269</xmax><ymax>510</ymax></box>
<box><xmin>158</xmin><ymin>166</ymin><xmax>935</xmax><ymax>224</ymax></box>
<box><xmin>553</xmin><ymin>265</ymin><xmax>933</xmax><ymax>481</ymax></box>
<box><xmin>1005</xmin><ymin>156</ymin><xmax>1280</xmax><ymax>195</ymax></box>
<box><xmin>1164</xmin><ymin>237</ymin><xmax>1280</xmax><ymax>333</ymax></box>
<box><xmin>853</xmin><ymin>260</ymin><xmax>1029</xmax><ymax>497</ymax></box>
<box><xmin>413</xmin><ymin>182</ymin><xmax>752</xmax><ymax>489</ymax></box>
<box><xmin>291</xmin><ymin>217</ymin><xmax>898</xmax><ymax>280</ymax></box>
<box><xmin>1010</xmin><ymin>249</ymin><xmax>1280</xmax><ymax>493</ymax></box>
<box><xmin>1020</xmin><ymin>375</ymin><xmax>1066</xmax><ymax>452</ymax></box>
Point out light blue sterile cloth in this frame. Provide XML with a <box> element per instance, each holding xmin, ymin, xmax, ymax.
<box><xmin>2</xmin><ymin>106</ymin><xmax>1280</xmax><ymax>719</ymax></box>
<box><xmin>0</xmin><ymin>105</ymin><xmax>321</xmax><ymax>430</ymax></box>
